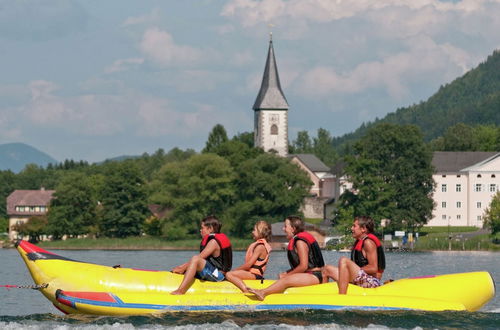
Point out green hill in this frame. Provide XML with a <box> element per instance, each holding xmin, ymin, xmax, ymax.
<box><xmin>0</xmin><ymin>143</ymin><xmax>57</xmax><ymax>173</ymax></box>
<box><xmin>333</xmin><ymin>49</ymin><xmax>500</xmax><ymax>150</ymax></box>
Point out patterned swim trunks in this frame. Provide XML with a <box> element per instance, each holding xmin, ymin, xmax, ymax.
<box><xmin>353</xmin><ymin>269</ymin><xmax>382</xmax><ymax>288</ymax></box>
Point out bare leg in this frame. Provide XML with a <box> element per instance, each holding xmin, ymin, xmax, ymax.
<box><xmin>171</xmin><ymin>256</ymin><xmax>206</xmax><ymax>295</ymax></box>
<box><xmin>225</xmin><ymin>270</ymin><xmax>257</xmax><ymax>293</ymax></box>
<box><xmin>248</xmin><ymin>273</ymin><xmax>320</xmax><ymax>301</ymax></box>
<box><xmin>322</xmin><ymin>264</ymin><xmax>339</xmax><ymax>282</ymax></box>
<box><xmin>337</xmin><ymin>257</ymin><xmax>360</xmax><ymax>294</ymax></box>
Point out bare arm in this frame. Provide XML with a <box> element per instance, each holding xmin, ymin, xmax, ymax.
<box><xmin>361</xmin><ymin>239</ymin><xmax>378</xmax><ymax>276</ymax></box>
<box><xmin>234</xmin><ymin>244</ymin><xmax>266</xmax><ymax>271</ymax></box>
<box><xmin>282</xmin><ymin>240</ymin><xmax>309</xmax><ymax>277</ymax></box>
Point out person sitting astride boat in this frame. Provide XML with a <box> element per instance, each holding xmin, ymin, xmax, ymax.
<box><xmin>225</xmin><ymin>220</ymin><xmax>272</xmax><ymax>293</ymax></box>
<box><xmin>171</xmin><ymin>215</ymin><xmax>232</xmax><ymax>295</ymax></box>
<box><xmin>322</xmin><ymin>216</ymin><xmax>385</xmax><ymax>294</ymax></box>
<box><xmin>248</xmin><ymin>216</ymin><xmax>325</xmax><ymax>301</ymax></box>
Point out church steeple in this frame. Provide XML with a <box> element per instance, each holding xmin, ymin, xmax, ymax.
<box><xmin>253</xmin><ymin>36</ymin><xmax>289</xmax><ymax>157</ymax></box>
<box><xmin>252</xmin><ymin>36</ymin><xmax>289</xmax><ymax>110</ymax></box>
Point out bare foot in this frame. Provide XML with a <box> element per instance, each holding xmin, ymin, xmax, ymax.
<box><xmin>247</xmin><ymin>287</ymin><xmax>265</xmax><ymax>301</ymax></box>
<box><xmin>170</xmin><ymin>290</ymin><xmax>185</xmax><ymax>295</ymax></box>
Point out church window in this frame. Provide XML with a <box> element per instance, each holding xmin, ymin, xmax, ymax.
<box><xmin>271</xmin><ymin>124</ymin><xmax>278</xmax><ymax>135</ymax></box>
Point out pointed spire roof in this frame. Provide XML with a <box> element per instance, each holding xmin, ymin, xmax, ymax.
<box><xmin>252</xmin><ymin>37</ymin><xmax>289</xmax><ymax>110</ymax></box>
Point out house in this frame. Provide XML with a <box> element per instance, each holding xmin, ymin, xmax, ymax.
<box><xmin>270</xmin><ymin>221</ymin><xmax>328</xmax><ymax>249</ymax></box>
<box><xmin>428</xmin><ymin>152</ymin><xmax>500</xmax><ymax>227</ymax></box>
<box><xmin>7</xmin><ymin>188</ymin><xmax>55</xmax><ymax>240</ymax></box>
<box><xmin>289</xmin><ymin>154</ymin><xmax>336</xmax><ymax>219</ymax></box>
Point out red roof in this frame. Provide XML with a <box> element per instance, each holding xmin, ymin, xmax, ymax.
<box><xmin>6</xmin><ymin>189</ymin><xmax>55</xmax><ymax>216</ymax></box>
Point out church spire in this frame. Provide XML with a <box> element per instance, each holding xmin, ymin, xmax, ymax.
<box><xmin>252</xmin><ymin>37</ymin><xmax>289</xmax><ymax>110</ymax></box>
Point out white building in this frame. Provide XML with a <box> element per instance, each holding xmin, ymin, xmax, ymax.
<box><xmin>428</xmin><ymin>152</ymin><xmax>500</xmax><ymax>227</ymax></box>
<box><xmin>253</xmin><ymin>35</ymin><xmax>289</xmax><ymax>157</ymax></box>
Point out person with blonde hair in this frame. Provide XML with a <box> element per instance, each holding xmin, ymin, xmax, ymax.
<box><xmin>225</xmin><ymin>220</ymin><xmax>272</xmax><ymax>292</ymax></box>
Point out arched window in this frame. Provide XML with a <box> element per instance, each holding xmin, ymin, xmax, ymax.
<box><xmin>477</xmin><ymin>174</ymin><xmax>482</xmax><ymax>178</ymax></box>
<box><xmin>270</xmin><ymin>124</ymin><xmax>278</xmax><ymax>135</ymax></box>
<box><xmin>492</xmin><ymin>174</ymin><xmax>496</xmax><ymax>178</ymax></box>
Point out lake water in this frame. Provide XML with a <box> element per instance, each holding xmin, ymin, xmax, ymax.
<box><xmin>1</xmin><ymin>248</ymin><xmax>498</xmax><ymax>329</ymax></box>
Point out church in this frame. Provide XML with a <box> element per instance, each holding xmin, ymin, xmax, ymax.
<box><xmin>252</xmin><ymin>35</ymin><xmax>337</xmax><ymax>220</ymax></box>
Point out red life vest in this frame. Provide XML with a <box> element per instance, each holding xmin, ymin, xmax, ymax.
<box><xmin>351</xmin><ymin>233</ymin><xmax>385</xmax><ymax>274</ymax></box>
<box><xmin>287</xmin><ymin>231</ymin><xmax>325</xmax><ymax>270</ymax></box>
<box><xmin>245</xmin><ymin>238</ymin><xmax>272</xmax><ymax>277</ymax></box>
<box><xmin>200</xmin><ymin>233</ymin><xmax>232</xmax><ymax>272</ymax></box>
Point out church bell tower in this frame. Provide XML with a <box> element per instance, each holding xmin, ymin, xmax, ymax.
<box><xmin>253</xmin><ymin>34</ymin><xmax>289</xmax><ymax>157</ymax></box>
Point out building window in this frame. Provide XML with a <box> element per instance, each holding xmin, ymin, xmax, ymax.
<box><xmin>490</xmin><ymin>184</ymin><xmax>496</xmax><ymax>192</ymax></box>
<box><xmin>457</xmin><ymin>215</ymin><xmax>461</xmax><ymax>220</ymax></box>
<box><xmin>457</xmin><ymin>174</ymin><xmax>461</xmax><ymax>178</ymax></box>
<box><xmin>477</xmin><ymin>215</ymin><xmax>482</xmax><ymax>221</ymax></box>
<box><xmin>475</xmin><ymin>184</ymin><xmax>482</xmax><ymax>192</ymax></box>
<box><xmin>456</xmin><ymin>184</ymin><xmax>461</xmax><ymax>192</ymax></box>
<box><xmin>456</xmin><ymin>201</ymin><xmax>461</xmax><ymax>208</ymax></box>
<box><xmin>492</xmin><ymin>174</ymin><xmax>496</xmax><ymax>178</ymax></box>
<box><xmin>442</xmin><ymin>201</ymin><xmax>446</xmax><ymax>208</ymax></box>
<box><xmin>441</xmin><ymin>184</ymin><xmax>447</xmax><ymax>192</ymax></box>
<box><xmin>477</xmin><ymin>202</ymin><xmax>482</xmax><ymax>208</ymax></box>
<box><xmin>477</xmin><ymin>174</ymin><xmax>482</xmax><ymax>178</ymax></box>
<box><xmin>442</xmin><ymin>174</ymin><xmax>446</xmax><ymax>178</ymax></box>
<box><xmin>270</xmin><ymin>124</ymin><xmax>278</xmax><ymax>135</ymax></box>
<box><xmin>441</xmin><ymin>215</ymin><xmax>447</xmax><ymax>220</ymax></box>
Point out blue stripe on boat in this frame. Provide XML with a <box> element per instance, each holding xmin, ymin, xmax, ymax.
<box><xmin>57</xmin><ymin>292</ymin><xmax>406</xmax><ymax>311</ymax></box>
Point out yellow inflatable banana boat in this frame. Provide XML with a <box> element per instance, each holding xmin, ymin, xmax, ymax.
<box><xmin>16</xmin><ymin>240</ymin><xmax>495</xmax><ymax>315</ymax></box>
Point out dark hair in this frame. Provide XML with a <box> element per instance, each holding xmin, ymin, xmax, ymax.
<box><xmin>201</xmin><ymin>215</ymin><xmax>221</xmax><ymax>233</ymax></box>
<box><xmin>255</xmin><ymin>220</ymin><xmax>272</xmax><ymax>242</ymax></box>
<box><xmin>286</xmin><ymin>215</ymin><xmax>304</xmax><ymax>234</ymax></box>
<box><xmin>355</xmin><ymin>216</ymin><xmax>374</xmax><ymax>234</ymax></box>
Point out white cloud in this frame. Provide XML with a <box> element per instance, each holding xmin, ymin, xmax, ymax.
<box><xmin>122</xmin><ymin>8</ymin><xmax>161</xmax><ymax>26</ymax></box>
<box><xmin>298</xmin><ymin>36</ymin><xmax>473</xmax><ymax>100</ymax></box>
<box><xmin>105</xmin><ymin>58</ymin><xmax>144</xmax><ymax>74</ymax></box>
<box><xmin>139</xmin><ymin>27</ymin><xmax>201</xmax><ymax>66</ymax></box>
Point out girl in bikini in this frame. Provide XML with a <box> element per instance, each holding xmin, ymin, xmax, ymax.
<box><xmin>225</xmin><ymin>220</ymin><xmax>272</xmax><ymax>293</ymax></box>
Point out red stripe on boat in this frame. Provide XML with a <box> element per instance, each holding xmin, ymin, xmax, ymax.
<box><xmin>60</xmin><ymin>291</ymin><xmax>117</xmax><ymax>303</ymax></box>
<box><xmin>18</xmin><ymin>240</ymin><xmax>56</xmax><ymax>255</ymax></box>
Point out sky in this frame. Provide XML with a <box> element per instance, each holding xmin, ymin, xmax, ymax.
<box><xmin>1</xmin><ymin>0</ymin><xmax>500</xmax><ymax>163</ymax></box>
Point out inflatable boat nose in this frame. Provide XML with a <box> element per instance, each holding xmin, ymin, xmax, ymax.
<box><xmin>16</xmin><ymin>240</ymin><xmax>56</xmax><ymax>256</ymax></box>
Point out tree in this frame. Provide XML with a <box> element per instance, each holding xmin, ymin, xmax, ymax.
<box><xmin>13</xmin><ymin>216</ymin><xmax>48</xmax><ymax>243</ymax></box>
<box><xmin>203</xmin><ymin>124</ymin><xmax>228</xmax><ymax>153</ymax></box>
<box><xmin>232</xmin><ymin>131</ymin><xmax>254</xmax><ymax>148</ymax></box>
<box><xmin>484</xmin><ymin>192</ymin><xmax>500</xmax><ymax>235</ymax></box>
<box><xmin>443</xmin><ymin>123</ymin><xmax>477</xmax><ymax>151</ymax></box>
<box><xmin>227</xmin><ymin>153</ymin><xmax>312</xmax><ymax>236</ymax></box>
<box><xmin>292</xmin><ymin>131</ymin><xmax>313</xmax><ymax>154</ymax></box>
<box><xmin>0</xmin><ymin>170</ymin><xmax>16</xmax><ymax>219</ymax></box>
<box><xmin>337</xmin><ymin>123</ymin><xmax>435</xmax><ymax>231</ymax></box>
<box><xmin>47</xmin><ymin>172</ymin><xmax>102</xmax><ymax>239</ymax></box>
<box><xmin>99</xmin><ymin>162</ymin><xmax>149</xmax><ymax>238</ymax></box>
<box><xmin>313</xmin><ymin>128</ymin><xmax>338</xmax><ymax>167</ymax></box>
<box><xmin>149</xmin><ymin>154</ymin><xmax>236</xmax><ymax>239</ymax></box>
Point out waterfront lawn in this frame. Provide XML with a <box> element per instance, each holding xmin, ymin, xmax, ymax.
<box><xmin>37</xmin><ymin>236</ymin><xmax>253</xmax><ymax>250</ymax></box>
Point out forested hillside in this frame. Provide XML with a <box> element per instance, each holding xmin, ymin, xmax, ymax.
<box><xmin>333</xmin><ymin>49</ymin><xmax>500</xmax><ymax>151</ymax></box>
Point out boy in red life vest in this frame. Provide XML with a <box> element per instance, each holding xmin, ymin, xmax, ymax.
<box><xmin>171</xmin><ymin>215</ymin><xmax>232</xmax><ymax>295</ymax></box>
<box><xmin>225</xmin><ymin>220</ymin><xmax>272</xmax><ymax>292</ymax></box>
<box><xmin>248</xmin><ymin>216</ymin><xmax>325</xmax><ymax>301</ymax></box>
<box><xmin>322</xmin><ymin>216</ymin><xmax>385</xmax><ymax>294</ymax></box>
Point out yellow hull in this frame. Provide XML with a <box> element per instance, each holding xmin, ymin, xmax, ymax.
<box><xmin>16</xmin><ymin>240</ymin><xmax>495</xmax><ymax>315</ymax></box>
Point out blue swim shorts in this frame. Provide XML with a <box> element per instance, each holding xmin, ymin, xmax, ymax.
<box><xmin>195</xmin><ymin>261</ymin><xmax>225</xmax><ymax>282</ymax></box>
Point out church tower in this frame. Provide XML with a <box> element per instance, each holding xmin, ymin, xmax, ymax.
<box><xmin>253</xmin><ymin>34</ymin><xmax>289</xmax><ymax>157</ymax></box>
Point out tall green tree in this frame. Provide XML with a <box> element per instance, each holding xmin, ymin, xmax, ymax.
<box><xmin>313</xmin><ymin>128</ymin><xmax>338</xmax><ymax>167</ymax></box>
<box><xmin>442</xmin><ymin>123</ymin><xmax>477</xmax><ymax>151</ymax></box>
<box><xmin>227</xmin><ymin>153</ymin><xmax>312</xmax><ymax>236</ymax></box>
<box><xmin>292</xmin><ymin>131</ymin><xmax>313</xmax><ymax>154</ymax></box>
<box><xmin>484</xmin><ymin>191</ymin><xmax>500</xmax><ymax>235</ymax></box>
<box><xmin>99</xmin><ymin>162</ymin><xmax>149</xmax><ymax>238</ymax></box>
<box><xmin>337</xmin><ymin>123</ymin><xmax>435</xmax><ymax>231</ymax></box>
<box><xmin>0</xmin><ymin>170</ymin><xmax>16</xmax><ymax>219</ymax></box>
<box><xmin>47</xmin><ymin>172</ymin><xmax>102</xmax><ymax>239</ymax></box>
<box><xmin>203</xmin><ymin>124</ymin><xmax>229</xmax><ymax>153</ymax></box>
<box><xmin>149</xmin><ymin>154</ymin><xmax>236</xmax><ymax>239</ymax></box>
